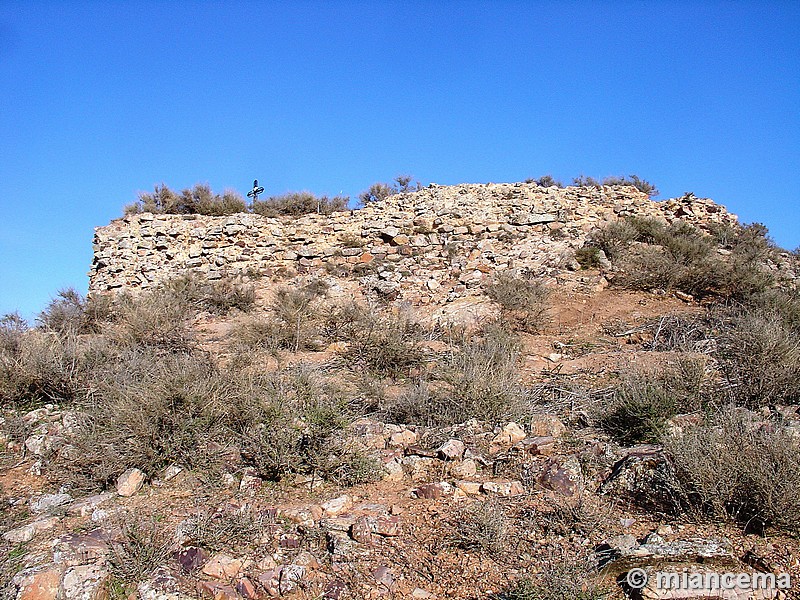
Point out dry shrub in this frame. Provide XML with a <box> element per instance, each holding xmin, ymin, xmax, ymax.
<box><xmin>231</xmin><ymin>280</ymin><xmax>329</xmax><ymax>357</ymax></box>
<box><xmin>54</xmin><ymin>353</ymin><xmax>366</xmax><ymax>490</ymax></box>
<box><xmin>665</xmin><ymin>409</ymin><xmax>800</xmax><ymax>532</ymax></box>
<box><xmin>715</xmin><ymin>302</ymin><xmax>800</xmax><ymax>407</ymax></box>
<box><xmin>523</xmin><ymin>493</ymin><xmax>607</xmax><ymax>538</ymax></box>
<box><xmin>251</xmin><ymin>191</ymin><xmax>348</xmax><ymax>217</ymax></box>
<box><xmin>598</xmin><ymin>356</ymin><xmax>712</xmax><ymax>445</ymax></box>
<box><xmin>387</xmin><ymin>324</ymin><xmax>527</xmax><ymax>426</ymax></box>
<box><xmin>594</xmin><ymin>218</ymin><xmax>775</xmax><ymax>298</ymax></box>
<box><xmin>107</xmin><ymin>514</ymin><xmax>175</xmax><ymax>587</ymax></box>
<box><xmin>487</xmin><ymin>272</ymin><xmax>550</xmax><ymax>333</ymax></box>
<box><xmin>56</xmin><ymin>351</ymin><xmax>235</xmax><ymax>490</ymax></box>
<box><xmin>449</xmin><ymin>498</ymin><xmax>510</xmax><ymax>554</ymax></box>
<box><xmin>109</xmin><ymin>287</ymin><xmax>194</xmax><ymax>352</ymax></box>
<box><xmin>126</xmin><ymin>184</ymin><xmax>245</xmax><ymax>216</ymax></box>
<box><xmin>180</xmin><ymin>506</ymin><xmax>277</xmax><ymax>552</ymax></box>
<box><xmin>268</xmin><ymin>280</ymin><xmax>329</xmax><ymax>351</ymax></box>
<box><xmin>37</xmin><ymin>288</ymin><xmax>113</xmax><ymax>335</ymax></box>
<box><xmin>0</xmin><ymin>331</ymin><xmax>101</xmax><ymax>407</ymax></box>
<box><xmin>233</xmin><ymin>365</ymin><xmax>369</xmax><ymax>481</ymax></box>
<box><xmin>166</xmin><ymin>275</ymin><xmax>255</xmax><ymax>315</ymax></box>
<box><xmin>501</xmin><ymin>551</ymin><xmax>608</xmax><ymax>600</ymax></box>
<box><xmin>341</xmin><ymin>309</ymin><xmax>425</xmax><ymax>378</ymax></box>
<box><xmin>574</xmin><ymin>246</ymin><xmax>603</xmax><ymax>269</ymax></box>
<box><xmin>616</xmin><ymin>222</ymin><xmax>721</xmax><ymax>296</ymax></box>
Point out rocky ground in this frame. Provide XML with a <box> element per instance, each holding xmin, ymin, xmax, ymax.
<box><xmin>3</xmin><ymin>286</ymin><xmax>799</xmax><ymax>600</ymax></box>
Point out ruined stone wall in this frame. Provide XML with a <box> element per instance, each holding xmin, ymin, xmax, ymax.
<box><xmin>89</xmin><ymin>183</ymin><xmax>738</xmax><ymax>301</ymax></box>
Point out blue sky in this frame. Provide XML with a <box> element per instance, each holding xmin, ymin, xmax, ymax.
<box><xmin>1</xmin><ymin>0</ymin><xmax>798</xmax><ymax>320</ymax></box>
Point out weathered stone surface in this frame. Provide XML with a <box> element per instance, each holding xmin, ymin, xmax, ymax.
<box><xmin>437</xmin><ymin>439</ymin><xmax>465</xmax><ymax>461</ymax></box>
<box><xmin>196</xmin><ymin>581</ymin><xmax>238</xmax><ymax>600</ymax></box>
<box><xmin>528</xmin><ymin>415</ymin><xmax>566</xmax><ymax>438</ymax></box>
<box><xmin>61</xmin><ymin>565</ymin><xmax>108</xmax><ymax>600</ymax></box>
<box><xmin>174</xmin><ymin>546</ymin><xmax>209</xmax><ymax>573</ymax></box>
<box><xmin>202</xmin><ymin>554</ymin><xmax>244</xmax><ymax>580</ymax></box>
<box><xmin>491</xmin><ymin>422</ymin><xmax>527</xmax><ymax>449</ymax></box>
<box><xmin>320</xmin><ymin>494</ymin><xmax>352</xmax><ymax>517</ymax></box>
<box><xmin>29</xmin><ymin>493</ymin><xmax>72</xmax><ymax>514</ymax></box>
<box><xmin>450</xmin><ymin>458</ymin><xmax>477</xmax><ymax>478</ymax></box>
<box><xmin>537</xmin><ymin>456</ymin><xmax>583</xmax><ymax>496</ymax></box>
<box><xmin>3</xmin><ymin>517</ymin><xmax>60</xmax><ymax>543</ymax></box>
<box><xmin>14</xmin><ymin>566</ymin><xmax>63</xmax><ymax>600</ymax></box>
<box><xmin>89</xmin><ymin>184</ymin><xmax>747</xmax><ymax>312</ymax></box>
<box><xmin>67</xmin><ymin>492</ymin><xmax>115</xmax><ymax>517</ymax></box>
<box><xmin>481</xmin><ymin>480</ymin><xmax>525</xmax><ymax>496</ymax></box>
<box><xmin>413</xmin><ymin>482</ymin><xmax>453</xmax><ymax>500</ymax></box>
<box><xmin>116</xmin><ymin>468</ymin><xmax>145</xmax><ymax>497</ymax></box>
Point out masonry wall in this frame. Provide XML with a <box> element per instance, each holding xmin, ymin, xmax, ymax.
<box><xmin>89</xmin><ymin>183</ymin><xmax>737</xmax><ymax>302</ymax></box>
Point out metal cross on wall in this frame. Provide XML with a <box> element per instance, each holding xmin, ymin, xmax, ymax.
<box><xmin>247</xmin><ymin>179</ymin><xmax>265</xmax><ymax>203</ymax></box>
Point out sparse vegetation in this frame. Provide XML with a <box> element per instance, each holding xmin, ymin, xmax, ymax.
<box><xmin>598</xmin><ymin>356</ymin><xmax>711</xmax><ymax>445</ymax></box>
<box><xmin>107</xmin><ymin>514</ymin><xmax>175</xmax><ymax>588</ymax></box>
<box><xmin>359</xmin><ymin>175</ymin><xmax>421</xmax><ymax>204</ymax></box>
<box><xmin>125</xmin><ymin>183</ymin><xmax>246</xmax><ymax>216</ymax></box>
<box><xmin>574</xmin><ymin>246</ymin><xmax>602</xmax><ymax>269</ymax></box>
<box><xmin>341</xmin><ymin>309</ymin><xmax>425</xmax><ymax>378</ymax></box>
<box><xmin>665</xmin><ymin>409</ymin><xmax>800</xmax><ymax>532</ymax></box>
<box><xmin>487</xmin><ymin>272</ymin><xmax>550</xmax><ymax>333</ymax></box>
<box><xmin>449</xmin><ymin>499</ymin><xmax>510</xmax><ymax>554</ymax></box>
<box><xmin>124</xmin><ymin>183</ymin><xmax>348</xmax><ymax>217</ymax></box>
<box><xmin>251</xmin><ymin>191</ymin><xmax>348</xmax><ymax>217</ymax></box>
<box><xmin>590</xmin><ymin>216</ymin><xmax>776</xmax><ymax>298</ymax></box>
<box><xmin>572</xmin><ymin>174</ymin><xmax>658</xmax><ymax>197</ymax></box>
<box><xmin>386</xmin><ymin>324</ymin><xmax>527</xmax><ymax>426</ymax></box>
<box><xmin>500</xmin><ymin>552</ymin><xmax>609</xmax><ymax>600</ymax></box>
<box><xmin>532</xmin><ymin>175</ymin><xmax>564</xmax><ymax>188</ymax></box>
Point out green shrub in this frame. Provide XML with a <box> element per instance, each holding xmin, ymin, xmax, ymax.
<box><xmin>665</xmin><ymin>409</ymin><xmax>800</xmax><ymax>532</ymax></box>
<box><xmin>598</xmin><ymin>357</ymin><xmax>711</xmax><ymax>445</ymax></box>
<box><xmin>251</xmin><ymin>191</ymin><xmax>348</xmax><ymax>217</ymax></box>
<box><xmin>574</xmin><ymin>246</ymin><xmax>603</xmax><ymax>269</ymax></box>
<box><xmin>487</xmin><ymin>272</ymin><xmax>550</xmax><ymax>333</ymax></box>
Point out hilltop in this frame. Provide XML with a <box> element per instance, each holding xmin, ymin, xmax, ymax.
<box><xmin>2</xmin><ymin>182</ymin><xmax>800</xmax><ymax>600</ymax></box>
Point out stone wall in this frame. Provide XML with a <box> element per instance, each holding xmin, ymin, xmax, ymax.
<box><xmin>89</xmin><ymin>183</ymin><xmax>738</xmax><ymax>302</ymax></box>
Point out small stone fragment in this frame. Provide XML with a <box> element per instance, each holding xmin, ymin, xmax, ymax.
<box><xmin>116</xmin><ymin>468</ymin><xmax>145</xmax><ymax>497</ymax></box>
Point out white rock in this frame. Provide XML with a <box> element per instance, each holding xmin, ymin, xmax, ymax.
<box><xmin>116</xmin><ymin>468</ymin><xmax>145</xmax><ymax>497</ymax></box>
<box><xmin>321</xmin><ymin>495</ymin><xmax>352</xmax><ymax>517</ymax></box>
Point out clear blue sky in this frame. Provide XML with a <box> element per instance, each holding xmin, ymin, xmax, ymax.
<box><xmin>1</xmin><ymin>1</ymin><xmax>798</xmax><ymax>321</ymax></box>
